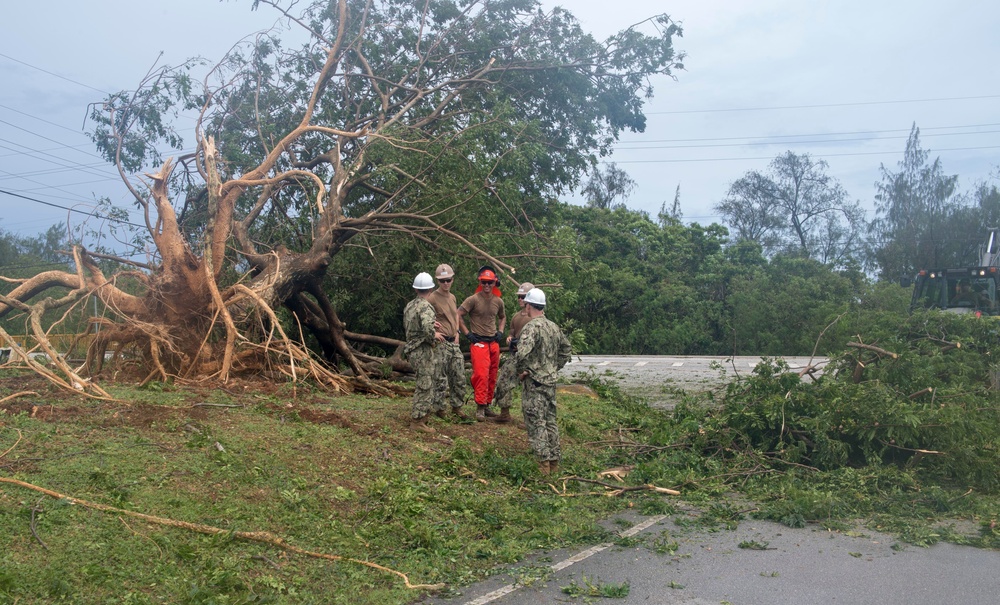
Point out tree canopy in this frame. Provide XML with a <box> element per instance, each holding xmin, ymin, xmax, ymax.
<box><xmin>0</xmin><ymin>0</ymin><xmax>685</xmax><ymax>394</ymax></box>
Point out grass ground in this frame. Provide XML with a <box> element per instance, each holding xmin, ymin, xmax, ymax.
<box><xmin>0</xmin><ymin>370</ymin><xmax>670</xmax><ymax>604</ymax></box>
<box><xmin>4</xmin><ymin>331</ymin><xmax>1000</xmax><ymax>604</ymax></box>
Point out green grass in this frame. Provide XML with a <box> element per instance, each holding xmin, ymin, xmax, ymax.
<box><xmin>0</xmin><ymin>375</ymin><xmax>668</xmax><ymax>604</ymax></box>
<box><xmin>3</xmin><ymin>312</ymin><xmax>1000</xmax><ymax>603</ymax></box>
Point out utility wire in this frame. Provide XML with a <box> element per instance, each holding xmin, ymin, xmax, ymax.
<box><xmin>615</xmin><ymin>130</ymin><xmax>1000</xmax><ymax>152</ymax></box>
<box><xmin>0</xmin><ymin>52</ymin><xmax>111</xmax><ymax>95</ymax></box>
<box><xmin>0</xmin><ymin>188</ymin><xmax>145</xmax><ymax>228</ymax></box>
<box><xmin>612</xmin><ymin>145</ymin><xmax>1000</xmax><ymax>164</ymax></box>
<box><xmin>647</xmin><ymin>94</ymin><xmax>1000</xmax><ymax>115</ymax></box>
<box><xmin>615</xmin><ymin>122</ymin><xmax>1000</xmax><ymax>145</ymax></box>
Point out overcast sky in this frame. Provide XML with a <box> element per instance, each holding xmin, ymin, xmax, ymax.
<box><xmin>2</xmin><ymin>0</ymin><xmax>999</xmax><ymax>244</ymax></box>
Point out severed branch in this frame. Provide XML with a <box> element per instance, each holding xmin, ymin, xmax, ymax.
<box><xmin>846</xmin><ymin>341</ymin><xmax>899</xmax><ymax>359</ymax></box>
<box><xmin>567</xmin><ymin>476</ymin><xmax>681</xmax><ymax>497</ymax></box>
<box><xmin>0</xmin><ymin>477</ymin><xmax>443</xmax><ymax>591</ymax></box>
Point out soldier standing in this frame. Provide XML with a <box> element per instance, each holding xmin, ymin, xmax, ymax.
<box><xmin>491</xmin><ymin>281</ymin><xmax>534</xmax><ymax>423</ymax></box>
<box><xmin>458</xmin><ymin>266</ymin><xmax>506</xmax><ymax>421</ymax></box>
<box><xmin>515</xmin><ymin>288</ymin><xmax>572</xmax><ymax>475</ymax></box>
<box><xmin>403</xmin><ymin>272</ymin><xmax>442</xmax><ymax>433</ymax></box>
<box><xmin>428</xmin><ymin>263</ymin><xmax>469</xmax><ymax>420</ymax></box>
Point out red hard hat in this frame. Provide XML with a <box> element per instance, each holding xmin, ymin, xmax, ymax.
<box><xmin>479</xmin><ymin>269</ymin><xmax>497</xmax><ymax>281</ymax></box>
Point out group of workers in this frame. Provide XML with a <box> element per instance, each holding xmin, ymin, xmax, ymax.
<box><xmin>402</xmin><ymin>264</ymin><xmax>572</xmax><ymax>474</ymax></box>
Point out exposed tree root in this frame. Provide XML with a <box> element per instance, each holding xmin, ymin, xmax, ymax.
<box><xmin>0</xmin><ymin>477</ymin><xmax>444</xmax><ymax>591</ymax></box>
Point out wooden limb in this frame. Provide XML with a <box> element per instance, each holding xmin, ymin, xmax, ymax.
<box><xmin>852</xmin><ymin>358</ymin><xmax>865</xmax><ymax>384</ymax></box>
<box><xmin>846</xmin><ymin>341</ymin><xmax>898</xmax><ymax>359</ymax></box>
<box><xmin>0</xmin><ymin>476</ymin><xmax>443</xmax><ymax>591</ymax></box>
<box><xmin>1</xmin><ymin>428</ymin><xmax>23</xmax><ymax>460</ymax></box>
<box><xmin>344</xmin><ymin>330</ymin><xmax>404</xmax><ymax>349</ymax></box>
<box><xmin>0</xmin><ymin>392</ymin><xmax>36</xmax><ymax>406</ymax></box>
<box><xmin>567</xmin><ymin>476</ymin><xmax>680</xmax><ymax>496</ymax></box>
<box><xmin>30</xmin><ymin>497</ymin><xmax>49</xmax><ymax>550</ymax></box>
<box><xmin>909</xmin><ymin>387</ymin><xmax>934</xmax><ymax>399</ymax></box>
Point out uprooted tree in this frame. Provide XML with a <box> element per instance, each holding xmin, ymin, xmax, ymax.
<box><xmin>0</xmin><ymin>0</ymin><xmax>684</xmax><ymax>396</ymax></box>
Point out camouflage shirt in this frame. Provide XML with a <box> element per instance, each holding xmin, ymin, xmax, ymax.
<box><xmin>403</xmin><ymin>297</ymin><xmax>436</xmax><ymax>357</ymax></box>
<box><xmin>515</xmin><ymin>316</ymin><xmax>572</xmax><ymax>387</ymax></box>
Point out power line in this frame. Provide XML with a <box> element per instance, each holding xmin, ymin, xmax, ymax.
<box><xmin>612</xmin><ymin>145</ymin><xmax>1000</xmax><ymax>164</ymax></box>
<box><xmin>615</xmin><ymin>130</ymin><xmax>1000</xmax><ymax>152</ymax></box>
<box><xmin>647</xmin><ymin>94</ymin><xmax>1000</xmax><ymax>115</ymax></box>
<box><xmin>615</xmin><ymin>122</ymin><xmax>1000</xmax><ymax>145</ymax></box>
<box><xmin>0</xmin><ymin>52</ymin><xmax>110</xmax><ymax>95</ymax></box>
<box><xmin>0</xmin><ymin>102</ymin><xmax>92</xmax><ymax>137</ymax></box>
<box><xmin>0</xmin><ymin>188</ymin><xmax>144</xmax><ymax>228</ymax></box>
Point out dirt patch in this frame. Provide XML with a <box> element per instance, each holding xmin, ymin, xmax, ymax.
<box><xmin>291</xmin><ymin>407</ymin><xmax>354</xmax><ymax>429</ymax></box>
<box><xmin>0</xmin><ymin>401</ymin><xmax>88</xmax><ymax>421</ymax></box>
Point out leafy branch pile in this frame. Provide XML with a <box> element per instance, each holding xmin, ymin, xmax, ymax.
<box><xmin>613</xmin><ymin>312</ymin><xmax>1000</xmax><ymax>545</ymax></box>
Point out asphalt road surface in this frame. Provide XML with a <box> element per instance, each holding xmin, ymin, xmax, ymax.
<box><xmin>423</xmin><ymin>355</ymin><xmax>1000</xmax><ymax>605</ymax></box>
<box><xmin>560</xmin><ymin>354</ymin><xmax>829</xmax><ymax>408</ymax></box>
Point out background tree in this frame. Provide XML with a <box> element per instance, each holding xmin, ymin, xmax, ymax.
<box><xmin>868</xmin><ymin>124</ymin><xmax>962</xmax><ymax>280</ymax></box>
<box><xmin>0</xmin><ymin>0</ymin><xmax>684</xmax><ymax>393</ymax></box>
<box><xmin>583</xmin><ymin>163</ymin><xmax>637</xmax><ymax>210</ymax></box>
<box><xmin>716</xmin><ymin>151</ymin><xmax>864</xmax><ymax>266</ymax></box>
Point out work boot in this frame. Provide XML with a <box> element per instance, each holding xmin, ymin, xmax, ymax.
<box><xmin>409</xmin><ymin>416</ymin><xmax>436</xmax><ymax>434</ymax></box>
<box><xmin>475</xmin><ymin>406</ymin><xmax>487</xmax><ymax>422</ymax></box>
<box><xmin>496</xmin><ymin>408</ymin><xmax>512</xmax><ymax>424</ymax></box>
<box><xmin>452</xmin><ymin>407</ymin><xmax>470</xmax><ymax>420</ymax></box>
<box><xmin>435</xmin><ymin>409</ymin><xmax>448</xmax><ymax>419</ymax></box>
<box><xmin>548</xmin><ymin>460</ymin><xmax>559</xmax><ymax>475</ymax></box>
<box><xmin>538</xmin><ymin>460</ymin><xmax>551</xmax><ymax>476</ymax></box>
<box><xmin>483</xmin><ymin>406</ymin><xmax>499</xmax><ymax>418</ymax></box>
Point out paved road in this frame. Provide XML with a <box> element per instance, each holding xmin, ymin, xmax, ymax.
<box><xmin>423</xmin><ymin>355</ymin><xmax>1000</xmax><ymax>605</ymax></box>
<box><xmin>429</xmin><ymin>510</ymin><xmax>1000</xmax><ymax>605</ymax></box>
<box><xmin>560</xmin><ymin>355</ymin><xmax>829</xmax><ymax>408</ymax></box>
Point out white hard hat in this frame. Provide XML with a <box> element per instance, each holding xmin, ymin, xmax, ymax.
<box><xmin>524</xmin><ymin>288</ymin><xmax>546</xmax><ymax>306</ymax></box>
<box><xmin>412</xmin><ymin>272</ymin><xmax>435</xmax><ymax>290</ymax></box>
<box><xmin>517</xmin><ymin>282</ymin><xmax>535</xmax><ymax>296</ymax></box>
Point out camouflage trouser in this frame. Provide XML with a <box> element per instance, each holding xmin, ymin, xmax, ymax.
<box><xmin>434</xmin><ymin>340</ymin><xmax>467</xmax><ymax>410</ymax></box>
<box><xmin>492</xmin><ymin>354</ymin><xmax>518</xmax><ymax>409</ymax></box>
<box><xmin>521</xmin><ymin>379</ymin><xmax>560</xmax><ymax>461</ymax></box>
<box><xmin>409</xmin><ymin>345</ymin><xmax>444</xmax><ymax>419</ymax></box>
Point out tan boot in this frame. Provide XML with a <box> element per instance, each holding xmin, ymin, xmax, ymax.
<box><xmin>409</xmin><ymin>416</ymin><xmax>436</xmax><ymax>433</ymax></box>
<box><xmin>475</xmin><ymin>406</ymin><xmax>487</xmax><ymax>422</ymax></box>
<box><xmin>483</xmin><ymin>406</ymin><xmax>499</xmax><ymax>419</ymax></box>
<box><xmin>452</xmin><ymin>407</ymin><xmax>470</xmax><ymax>420</ymax></box>
<box><xmin>496</xmin><ymin>408</ymin><xmax>512</xmax><ymax>424</ymax></box>
<box><xmin>435</xmin><ymin>409</ymin><xmax>448</xmax><ymax>419</ymax></box>
<box><xmin>538</xmin><ymin>460</ymin><xmax>551</xmax><ymax>475</ymax></box>
<box><xmin>548</xmin><ymin>460</ymin><xmax>559</xmax><ymax>475</ymax></box>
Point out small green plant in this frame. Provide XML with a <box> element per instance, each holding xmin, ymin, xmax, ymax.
<box><xmin>509</xmin><ymin>564</ymin><xmax>552</xmax><ymax>587</ymax></box>
<box><xmin>649</xmin><ymin>532</ymin><xmax>680</xmax><ymax>556</ymax></box>
<box><xmin>560</xmin><ymin>576</ymin><xmax>630</xmax><ymax>598</ymax></box>
<box><xmin>613</xmin><ymin>535</ymin><xmax>645</xmax><ymax>548</ymax></box>
<box><xmin>738</xmin><ymin>540</ymin><xmax>770</xmax><ymax>550</ymax></box>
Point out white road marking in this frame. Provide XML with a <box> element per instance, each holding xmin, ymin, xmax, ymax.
<box><xmin>635</xmin><ymin>361</ymin><xmax>648</xmax><ymax>366</ymax></box>
<box><xmin>463</xmin><ymin>515</ymin><xmax>668</xmax><ymax>605</ymax></box>
<box><xmin>671</xmin><ymin>362</ymin><xmax>684</xmax><ymax>367</ymax></box>
<box><xmin>597</xmin><ymin>361</ymin><xmax>610</xmax><ymax>366</ymax></box>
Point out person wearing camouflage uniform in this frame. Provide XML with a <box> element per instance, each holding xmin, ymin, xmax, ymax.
<box><xmin>491</xmin><ymin>281</ymin><xmax>534</xmax><ymax>423</ymax></box>
<box><xmin>515</xmin><ymin>288</ymin><xmax>572</xmax><ymax>475</ymax></box>
<box><xmin>403</xmin><ymin>272</ymin><xmax>443</xmax><ymax>433</ymax></box>
<box><xmin>428</xmin><ymin>263</ymin><xmax>469</xmax><ymax>420</ymax></box>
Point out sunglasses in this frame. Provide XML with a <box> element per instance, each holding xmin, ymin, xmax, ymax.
<box><xmin>517</xmin><ymin>295</ymin><xmax>526</xmax><ymax>299</ymax></box>
<box><xmin>480</xmin><ymin>280</ymin><xmax>495</xmax><ymax>285</ymax></box>
<box><xmin>438</xmin><ymin>278</ymin><xmax>453</xmax><ymax>283</ymax></box>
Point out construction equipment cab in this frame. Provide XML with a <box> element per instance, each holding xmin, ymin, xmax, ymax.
<box><xmin>911</xmin><ymin>230</ymin><xmax>1000</xmax><ymax>316</ymax></box>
